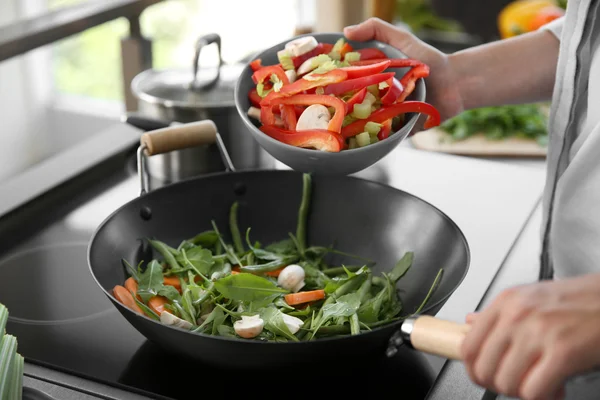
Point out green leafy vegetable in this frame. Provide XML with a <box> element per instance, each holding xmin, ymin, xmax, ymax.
<box><xmin>213</xmin><ymin>273</ymin><xmax>288</xmax><ymax>302</ymax></box>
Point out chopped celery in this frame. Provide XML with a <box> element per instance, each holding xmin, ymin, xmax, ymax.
<box><xmin>8</xmin><ymin>354</ymin><xmax>22</xmax><ymax>400</ymax></box>
<box><xmin>378</xmin><ymin>81</ymin><xmax>390</xmax><ymax>90</ymax></box>
<box><xmin>338</xmin><ymin>60</ymin><xmax>350</xmax><ymax>67</ymax></box>
<box><xmin>343</xmin><ymin>114</ymin><xmax>357</xmax><ymax>127</ymax></box>
<box><xmin>327</xmin><ymin>106</ymin><xmax>336</xmax><ymax>116</ymax></box>
<box><xmin>351</xmin><ymin>103</ymin><xmax>372</xmax><ymax>119</ymax></box>
<box><xmin>256</xmin><ymin>83</ymin><xmax>271</xmax><ymax>97</ymax></box>
<box><xmin>328</xmin><ymin>51</ymin><xmax>341</xmax><ymax>61</ymax></box>
<box><xmin>348</xmin><ymin>137</ymin><xmax>358</xmax><ymax>149</ymax></box>
<box><xmin>356</xmin><ymin>132</ymin><xmax>371</xmax><ymax>147</ymax></box>
<box><xmin>344</xmin><ymin>51</ymin><xmax>361</xmax><ymax>63</ymax></box>
<box><xmin>313</xmin><ymin>54</ymin><xmax>332</xmax><ymax>68</ymax></box>
<box><xmin>367</xmin><ymin>84</ymin><xmax>379</xmax><ymax>97</ymax></box>
<box><xmin>0</xmin><ymin>304</ymin><xmax>7</xmax><ymax>334</ymax></box>
<box><xmin>364</xmin><ymin>92</ymin><xmax>377</xmax><ymax>105</ymax></box>
<box><xmin>0</xmin><ymin>334</ymin><xmax>17</xmax><ymax>399</ymax></box>
<box><xmin>332</xmin><ymin>38</ymin><xmax>345</xmax><ymax>53</ymax></box>
<box><xmin>311</xmin><ymin>60</ymin><xmax>338</xmax><ymax>75</ymax></box>
<box><xmin>365</xmin><ymin>121</ymin><xmax>382</xmax><ymax>135</ymax></box>
<box><xmin>370</xmin><ymin>135</ymin><xmax>380</xmax><ymax>144</ymax></box>
<box><xmin>270</xmin><ymin>74</ymin><xmax>283</xmax><ymax>92</ymax></box>
<box><xmin>277</xmin><ymin>49</ymin><xmax>295</xmax><ymax>70</ymax></box>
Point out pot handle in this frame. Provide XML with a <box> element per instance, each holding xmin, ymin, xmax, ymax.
<box><xmin>387</xmin><ymin>315</ymin><xmax>470</xmax><ymax>360</ymax></box>
<box><xmin>191</xmin><ymin>33</ymin><xmax>222</xmax><ymax>91</ymax></box>
<box><xmin>136</xmin><ymin>120</ymin><xmax>235</xmax><ymax>195</ymax></box>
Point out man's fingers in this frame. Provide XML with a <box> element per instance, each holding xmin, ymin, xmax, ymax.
<box><xmin>343</xmin><ymin>17</ymin><xmax>405</xmax><ymax>46</ymax></box>
<box><xmin>465</xmin><ymin>312</ymin><xmax>479</xmax><ymax>324</ymax></box>
<box><xmin>519</xmin><ymin>353</ymin><xmax>568</xmax><ymax>400</ymax></box>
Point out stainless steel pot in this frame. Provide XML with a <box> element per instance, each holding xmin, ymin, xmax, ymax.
<box><xmin>130</xmin><ymin>33</ymin><xmax>275</xmax><ymax>184</ymax></box>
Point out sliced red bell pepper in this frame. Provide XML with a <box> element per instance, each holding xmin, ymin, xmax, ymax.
<box><xmin>261</xmin><ymin>105</ymin><xmax>276</xmax><ymax>126</ymax></box>
<box><xmin>340</xmin><ymin>42</ymin><xmax>353</xmax><ymax>58</ymax></box>
<box><xmin>339</xmin><ymin>60</ymin><xmax>391</xmax><ymax>79</ymax></box>
<box><xmin>260</xmin><ymin>69</ymin><xmax>348</xmax><ymax>105</ymax></box>
<box><xmin>248</xmin><ymin>88</ymin><xmax>262</xmax><ymax>107</ymax></box>
<box><xmin>341</xmin><ymin>101</ymin><xmax>441</xmax><ymax>138</ymax></box>
<box><xmin>344</xmin><ymin>87</ymin><xmax>367</xmax><ymax>114</ymax></box>
<box><xmin>323</xmin><ymin>72</ymin><xmax>395</xmax><ymax>96</ymax></box>
<box><xmin>397</xmin><ymin>64</ymin><xmax>430</xmax><ymax>103</ymax></box>
<box><xmin>259</xmin><ymin>125</ymin><xmax>343</xmax><ymax>152</ymax></box>
<box><xmin>269</xmin><ymin>94</ymin><xmax>346</xmax><ymax>133</ymax></box>
<box><xmin>273</xmin><ymin>105</ymin><xmax>305</xmax><ymax>118</ymax></box>
<box><xmin>377</xmin><ymin>119</ymin><xmax>393</xmax><ymax>140</ymax></box>
<box><xmin>350</xmin><ymin>58</ymin><xmax>424</xmax><ymax>68</ymax></box>
<box><xmin>279</xmin><ymin>105</ymin><xmax>298</xmax><ymax>130</ymax></box>
<box><xmin>356</xmin><ymin>48</ymin><xmax>387</xmax><ymax>60</ymax></box>
<box><xmin>380</xmin><ymin>78</ymin><xmax>403</xmax><ymax>106</ymax></box>
<box><xmin>250</xmin><ymin>59</ymin><xmax>264</xmax><ymax>72</ymax></box>
<box><xmin>252</xmin><ymin>65</ymin><xmax>289</xmax><ymax>86</ymax></box>
<box><xmin>292</xmin><ymin>43</ymin><xmax>334</xmax><ymax>69</ymax></box>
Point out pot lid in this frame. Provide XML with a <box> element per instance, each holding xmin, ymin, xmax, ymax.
<box><xmin>131</xmin><ymin>63</ymin><xmax>243</xmax><ymax>109</ymax></box>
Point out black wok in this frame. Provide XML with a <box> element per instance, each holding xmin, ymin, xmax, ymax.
<box><xmin>87</xmin><ymin>120</ymin><xmax>471</xmax><ymax>369</ymax></box>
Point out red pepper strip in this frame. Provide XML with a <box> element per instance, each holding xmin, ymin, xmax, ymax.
<box><xmin>339</xmin><ymin>60</ymin><xmax>391</xmax><ymax>79</ymax></box>
<box><xmin>340</xmin><ymin>42</ymin><xmax>353</xmax><ymax>58</ymax></box>
<box><xmin>377</xmin><ymin>119</ymin><xmax>393</xmax><ymax>140</ymax></box>
<box><xmin>397</xmin><ymin>64</ymin><xmax>430</xmax><ymax>103</ymax></box>
<box><xmin>250</xmin><ymin>59</ymin><xmax>263</xmax><ymax>72</ymax></box>
<box><xmin>292</xmin><ymin>43</ymin><xmax>334</xmax><ymax>69</ymax></box>
<box><xmin>259</xmin><ymin>125</ymin><xmax>343</xmax><ymax>152</ymax></box>
<box><xmin>248</xmin><ymin>88</ymin><xmax>262</xmax><ymax>107</ymax></box>
<box><xmin>344</xmin><ymin>87</ymin><xmax>367</xmax><ymax>114</ymax></box>
<box><xmin>260</xmin><ymin>69</ymin><xmax>348</xmax><ymax>105</ymax></box>
<box><xmin>261</xmin><ymin>105</ymin><xmax>276</xmax><ymax>126</ymax></box>
<box><xmin>356</xmin><ymin>48</ymin><xmax>388</xmax><ymax>60</ymax></box>
<box><xmin>252</xmin><ymin>65</ymin><xmax>289</xmax><ymax>86</ymax></box>
<box><xmin>380</xmin><ymin>78</ymin><xmax>404</xmax><ymax>106</ymax></box>
<box><xmin>273</xmin><ymin>105</ymin><xmax>305</xmax><ymax>118</ymax></box>
<box><xmin>350</xmin><ymin>58</ymin><xmax>424</xmax><ymax>68</ymax></box>
<box><xmin>341</xmin><ymin>101</ymin><xmax>441</xmax><ymax>138</ymax></box>
<box><xmin>269</xmin><ymin>94</ymin><xmax>346</xmax><ymax>133</ymax></box>
<box><xmin>279</xmin><ymin>105</ymin><xmax>298</xmax><ymax>130</ymax></box>
<box><xmin>323</xmin><ymin>72</ymin><xmax>395</xmax><ymax>96</ymax></box>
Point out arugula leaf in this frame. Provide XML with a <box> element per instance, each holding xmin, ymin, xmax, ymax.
<box><xmin>157</xmin><ymin>285</ymin><xmax>182</xmax><ymax>302</ymax></box>
<box><xmin>260</xmin><ymin>306</ymin><xmax>299</xmax><ymax>341</ymax></box>
<box><xmin>245</xmin><ymin>228</ymin><xmax>295</xmax><ymax>261</ymax></box>
<box><xmin>388</xmin><ymin>252</ymin><xmax>413</xmax><ymax>283</ymax></box>
<box><xmin>265</xmin><ymin>238</ymin><xmax>297</xmax><ymax>255</ymax></box>
<box><xmin>309</xmin><ymin>293</ymin><xmax>361</xmax><ymax>339</ymax></box>
<box><xmin>181</xmin><ymin>288</ymin><xmax>196</xmax><ymax>321</ymax></box>
<box><xmin>302</xmin><ymin>262</ymin><xmax>331</xmax><ymax>289</ymax></box>
<box><xmin>211</xmin><ymin>220</ymin><xmax>242</xmax><ymax>266</ymax></box>
<box><xmin>217</xmin><ymin>325</ymin><xmax>236</xmax><ymax>338</ymax></box>
<box><xmin>149</xmin><ymin>239</ymin><xmax>183</xmax><ymax>270</ymax></box>
<box><xmin>137</xmin><ymin>260</ymin><xmax>164</xmax><ymax>303</ymax></box>
<box><xmin>122</xmin><ymin>259</ymin><xmax>141</xmax><ymax>281</ymax></box>
<box><xmin>240</xmin><ymin>256</ymin><xmax>298</xmax><ymax>273</ymax></box>
<box><xmin>178</xmin><ymin>247</ymin><xmax>214</xmax><ymax>277</ymax></box>
<box><xmin>229</xmin><ymin>202</ymin><xmax>245</xmax><ymax>254</ymax></box>
<box><xmin>186</xmin><ymin>230</ymin><xmax>219</xmax><ymax>247</ymax></box>
<box><xmin>213</xmin><ymin>273</ymin><xmax>288</xmax><ymax>303</ymax></box>
<box><xmin>209</xmin><ymin>260</ymin><xmax>231</xmax><ymax>281</ymax></box>
<box><xmin>133</xmin><ymin>298</ymin><xmax>160</xmax><ymax>321</ymax></box>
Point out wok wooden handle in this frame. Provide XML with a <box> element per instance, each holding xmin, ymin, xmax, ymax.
<box><xmin>404</xmin><ymin>315</ymin><xmax>470</xmax><ymax>360</ymax></box>
<box><xmin>140</xmin><ymin>120</ymin><xmax>218</xmax><ymax>156</ymax></box>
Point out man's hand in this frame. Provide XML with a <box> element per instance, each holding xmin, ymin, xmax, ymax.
<box><xmin>344</xmin><ymin>18</ymin><xmax>465</xmax><ymax>125</ymax></box>
<box><xmin>461</xmin><ymin>274</ymin><xmax>600</xmax><ymax>400</ymax></box>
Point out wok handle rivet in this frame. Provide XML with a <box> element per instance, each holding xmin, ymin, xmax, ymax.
<box><xmin>140</xmin><ymin>206</ymin><xmax>152</xmax><ymax>221</ymax></box>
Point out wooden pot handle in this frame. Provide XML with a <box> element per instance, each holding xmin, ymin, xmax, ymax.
<box><xmin>140</xmin><ymin>120</ymin><xmax>218</xmax><ymax>156</ymax></box>
<box><xmin>404</xmin><ymin>315</ymin><xmax>470</xmax><ymax>360</ymax></box>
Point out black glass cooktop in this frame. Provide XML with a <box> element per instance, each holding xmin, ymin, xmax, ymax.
<box><xmin>0</xmin><ymin>241</ymin><xmax>438</xmax><ymax>399</ymax></box>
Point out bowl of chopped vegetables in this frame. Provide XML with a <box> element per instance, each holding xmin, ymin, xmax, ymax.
<box><xmin>234</xmin><ymin>33</ymin><xmax>441</xmax><ymax>175</ymax></box>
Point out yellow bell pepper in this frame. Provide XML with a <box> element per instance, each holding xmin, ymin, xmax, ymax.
<box><xmin>498</xmin><ymin>0</ymin><xmax>564</xmax><ymax>39</ymax></box>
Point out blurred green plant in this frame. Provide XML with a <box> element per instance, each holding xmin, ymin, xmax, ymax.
<box><xmin>48</xmin><ymin>0</ymin><xmax>201</xmax><ymax>101</ymax></box>
<box><xmin>395</xmin><ymin>0</ymin><xmax>463</xmax><ymax>33</ymax></box>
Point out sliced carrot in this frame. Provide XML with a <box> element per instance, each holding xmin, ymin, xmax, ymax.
<box><xmin>148</xmin><ymin>295</ymin><xmax>171</xmax><ymax>315</ymax></box>
<box><xmin>163</xmin><ymin>275</ymin><xmax>182</xmax><ymax>293</ymax></box>
<box><xmin>230</xmin><ymin>270</ymin><xmax>241</xmax><ymax>275</ymax></box>
<box><xmin>284</xmin><ymin>289</ymin><xmax>326</xmax><ymax>306</ymax></box>
<box><xmin>124</xmin><ymin>277</ymin><xmax>142</xmax><ymax>301</ymax></box>
<box><xmin>232</xmin><ymin>265</ymin><xmax>285</xmax><ymax>277</ymax></box>
<box><xmin>113</xmin><ymin>285</ymin><xmax>144</xmax><ymax>315</ymax></box>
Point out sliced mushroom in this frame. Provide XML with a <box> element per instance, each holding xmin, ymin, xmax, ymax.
<box><xmin>296</xmin><ymin>104</ymin><xmax>331</xmax><ymax>131</ymax></box>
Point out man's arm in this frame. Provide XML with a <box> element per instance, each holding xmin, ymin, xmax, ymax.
<box><xmin>449</xmin><ymin>17</ymin><xmax>563</xmax><ymax>110</ymax></box>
